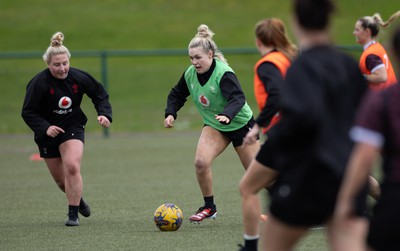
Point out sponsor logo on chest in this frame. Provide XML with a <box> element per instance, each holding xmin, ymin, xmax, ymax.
<box><xmin>198</xmin><ymin>95</ymin><xmax>210</xmax><ymax>107</ymax></box>
<box><xmin>53</xmin><ymin>96</ymin><xmax>73</xmax><ymax>114</ymax></box>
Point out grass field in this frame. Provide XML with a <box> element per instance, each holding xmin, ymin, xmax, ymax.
<box><xmin>0</xmin><ymin>132</ymin><xmax>329</xmax><ymax>251</ymax></box>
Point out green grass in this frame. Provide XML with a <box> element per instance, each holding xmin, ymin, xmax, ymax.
<box><xmin>0</xmin><ymin>0</ymin><xmax>399</xmax><ymax>134</ymax></box>
<box><xmin>0</xmin><ymin>132</ymin><xmax>329</xmax><ymax>251</ymax></box>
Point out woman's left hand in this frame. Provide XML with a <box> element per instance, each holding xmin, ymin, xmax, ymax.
<box><xmin>215</xmin><ymin>114</ymin><xmax>230</xmax><ymax>124</ymax></box>
<box><xmin>98</xmin><ymin>115</ymin><xmax>111</xmax><ymax>128</ymax></box>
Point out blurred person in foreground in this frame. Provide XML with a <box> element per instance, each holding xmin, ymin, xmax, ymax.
<box><xmin>164</xmin><ymin>24</ymin><xmax>260</xmax><ymax>224</ymax></box>
<box><xmin>257</xmin><ymin>0</ymin><xmax>368</xmax><ymax>250</ymax></box>
<box><xmin>352</xmin><ymin>10</ymin><xmax>400</xmax><ymax>201</ymax></box>
<box><xmin>333</xmin><ymin>26</ymin><xmax>400</xmax><ymax>251</ymax></box>
<box><xmin>238</xmin><ymin>17</ymin><xmax>297</xmax><ymax>251</ymax></box>
<box><xmin>22</xmin><ymin>32</ymin><xmax>112</xmax><ymax>226</ymax></box>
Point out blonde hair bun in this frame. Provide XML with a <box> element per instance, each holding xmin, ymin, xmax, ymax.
<box><xmin>196</xmin><ymin>24</ymin><xmax>214</xmax><ymax>39</ymax></box>
<box><xmin>50</xmin><ymin>32</ymin><xmax>64</xmax><ymax>47</ymax></box>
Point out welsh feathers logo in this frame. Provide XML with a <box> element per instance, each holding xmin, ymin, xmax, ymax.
<box><xmin>198</xmin><ymin>95</ymin><xmax>210</xmax><ymax>107</ymax></box>
<box><xmin>58</xmin><ymin>96</ymin><xmax>72</xmax><ymax>109</ymax></box>
<box><xmin>72</xmin><ymin>84</ymin><xmax>79</xmax><ymax>94</ymax></box>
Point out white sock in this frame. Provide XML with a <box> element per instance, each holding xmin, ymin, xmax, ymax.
<box><xmin>243</xmin><ymin>234</ymin><xmax>259</xmax><ymax>240</ymax></box>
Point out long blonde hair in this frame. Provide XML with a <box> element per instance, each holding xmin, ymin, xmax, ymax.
<box><xmin>358</xmin><ymin>11</ymin><xmax>400</xmax><ymax>38</ymax></box>
<box><xmin>42</xmin><ymin>32</ymin><xmax>71</xmax><ymax>64</ymax></box>
<box><xmin>188</xmin><ymin>24</ymin><xmax>228</xmax><ymax>64</ymax></box>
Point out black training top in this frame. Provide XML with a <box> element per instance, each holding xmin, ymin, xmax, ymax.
<box><xmin>22</xmin><ymin>67</ymin><xmax>112</xmax><ymax>137</ymax></box>
<box><xmin>165</xmin><ymin>59</ymin><xmax>247</xmax><ymax>121</ymax></box>
<box><xmin>262</xmin><ymin>45</ymin><xmax>368</xmax><ymax>175</ymax></box>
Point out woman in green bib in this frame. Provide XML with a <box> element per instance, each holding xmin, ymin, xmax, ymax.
<box><xmin>164</xmin><ymin>24</ymin><xmax>260</xmax><ymax>224</ymax></box>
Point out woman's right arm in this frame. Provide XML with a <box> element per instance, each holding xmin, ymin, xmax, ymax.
<box><xmin>21</xmin><ymin>77</ymin><xmax>51</xmax><ymax>136</ymax></box>
<box><xmin>164</xmin><ymin>72</ymin><xmax>190</xmax><ymax>120</ymax></box>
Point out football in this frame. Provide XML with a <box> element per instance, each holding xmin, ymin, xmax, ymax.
<box><xmin>154</xmin><ymin>203</ymin><xmax>183</xmax><ymax>231</ymax></box>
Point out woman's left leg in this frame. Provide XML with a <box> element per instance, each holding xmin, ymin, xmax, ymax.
<box><xmin>59</xmin><ymin>139</ymin><xmax>84</xmax><ymax>207</ymax></box>
<box><xmin>235</xmin><ymin>140</ymin><xmax>260</xmax><ymax>170</ymax></box>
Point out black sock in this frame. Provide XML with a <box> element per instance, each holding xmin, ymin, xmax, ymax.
<box><xmin>68</xmin><ymin>205</ymin><xmax>79</xmax><ymax>218</ymax></box>
<box><xmin>245</xmin><ymin>239</ymin><xmax>258</xmax><ymax>250</ymax></box>
<box><xmin>204</xmin><ymin>196</ymin><xmax>215</xmax><ymax>209</ymax></box>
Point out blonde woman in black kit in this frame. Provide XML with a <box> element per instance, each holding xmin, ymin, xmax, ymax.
<box><xmin>22</xmin><ymin>32</ymin><xmax>112</xmax><ymax>226</ymax></box>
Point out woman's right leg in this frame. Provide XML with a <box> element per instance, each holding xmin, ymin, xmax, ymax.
<box><xmin>240</xmin><ymin>160</ymin><xmax>278</xmax><ymax>236</ymax></box>
<box><xmin>239</xmin><ymin>160</ymin><xmax>278</xmax><ymax>250</ymax></box>
<box><xmin>194</xmin><ymin>126</ymin><xmax>230</xmax><ymax>198</ymax></box>
<box><xmin>189</xmin><ymin>126</ymin><xmax>230</xmax><ymax>223</ymax></box>
<box><xmin>261</xmin><ymin>215</ymin><xmax>308</xmax><ymax>251</ymax></box>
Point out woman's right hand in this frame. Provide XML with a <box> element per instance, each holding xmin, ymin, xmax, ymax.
<box><xmin>243</xmin><ymin>123</ymin><xmax>260</xmax><ymax>145</ymax></box>
<box><xmin>46</xmin><ymin>125</ymin><xmax>65</xmax><ymax>138</ymax></box>
<box><xmin>164</xmin><ymin>115</ymin><xmax>175</xmax><ymax>128</ymax></box>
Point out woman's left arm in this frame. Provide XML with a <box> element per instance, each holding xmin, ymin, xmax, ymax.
<box><xmin>219</xmin><ymin>72</ymin><xmax>246</xmax><ymax>120</ymax></box>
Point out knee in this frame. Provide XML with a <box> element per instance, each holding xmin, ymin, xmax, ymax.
<box><xmin>194</xmin><ymin>157</ymin><xmax>210</xmax><ymax>174</ymax></box>
<box><xmin>239</xmin><ymin>175</ymin><xmax>261</xmax><ymax>198</ymax></box>
<box><xmin>63</xmin><ymin>162</ymin><xmax>80</xmax><ymax>176</ymax></box>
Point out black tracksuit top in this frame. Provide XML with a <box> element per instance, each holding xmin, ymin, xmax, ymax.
<box><xmin>22</xmin><ymin>67</ymin><xmax>112</xmax><ymax>137</ymax></box>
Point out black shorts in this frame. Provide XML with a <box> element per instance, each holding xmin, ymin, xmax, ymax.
<box><xmin>268</xmin><ymin>164</ymin><xmax>368</xmax><ymax>226</ymax></box>
<box><xmin>367</xmin><ymin>185</ymin><xmax>400</xmax><ymax>251</ymax></box>
<box><xmin>211</xmin><ymin>118</ymin><xmax>258</xmax><ymax>147</ymax></box>
<box><xmin>255</xmin><ymin>141</ymin><xmax>279</xmax><ymax>171</ymax></box>
<box><xmin>34</xmin><ymin>125</ymin><xmax>85</xmax><ymax>158</ymax></box>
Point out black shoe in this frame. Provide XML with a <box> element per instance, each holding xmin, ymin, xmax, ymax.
<box><xmin>238</xmin><ymin>244</ymin><xmax>248</xmax><ymax>251</ymax></box>
<box><xmin>79</xmin><ymin>199</ymin><xmax>91</xmax><ymax>218</ymax></box>
<box><xmin>238</xmin><ymin>241</ymin><xmax>258</xmax><ymax>251</ymax></box>
<box><xmin>65</xmin><ymin>215</ymin><xmax>79</xmax><ymax>226</ymax></box>
<box><xmin>238</xmin><ymin>243</ymin><xmax>257</xmax><ymax>251</ymax></box>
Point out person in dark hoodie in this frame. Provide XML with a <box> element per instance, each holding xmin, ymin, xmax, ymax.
<box><xmin>258</xmin><ymin>0</ymin><xmax>368</xmax><ymax>250</ymax></box>
<box><xmin>22</xmin><ymin>32</ymin><xmax>112</xmax><ymax>227</ymax></box>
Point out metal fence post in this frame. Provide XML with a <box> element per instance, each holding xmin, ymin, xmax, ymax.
<box><xmin>100</xmin><ymin>51</ymin><xmax>110</xmax><ymax>138</ymax></box>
